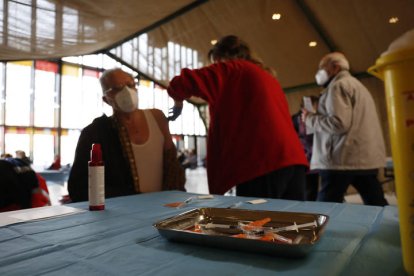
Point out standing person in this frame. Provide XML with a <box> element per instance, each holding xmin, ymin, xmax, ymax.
<box><xmin>68</xmin><ymin>68</ymin><xmax>185</xmax><ymax>202</ymax></box>
<box><xmin>167</xmin><ymin>35</ymin><xmax>308</xmax><ymax>200</ymax></box>
<box><xmin>292</xmin><ymin>96</ymin><xmax>320</xmax><ymax>201</ymax></box>
<box><xmin>303</xmin><ymin>52</ymin><xmax>388</xmax><ymax>206</ymax></box>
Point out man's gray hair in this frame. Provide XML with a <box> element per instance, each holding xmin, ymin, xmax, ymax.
<box><xmin>100</xmin><ymin>68</ymin><xmax>119</xmax><ymax>92</ymax></box>
<box><xmin>100</xmin><ymin>68</ymin><xmax>134</xmax><ymax>92</ymax></box>
<box><xmin>322</xmin><ymin>52</ymin><xmax>350</xmax><ymax>71</ymax></box>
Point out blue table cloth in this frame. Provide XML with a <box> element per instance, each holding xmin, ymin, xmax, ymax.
<box><xmin>0</xmin><ymin>191</ymin><xmax>405</xmax><ymax>275</ymax></box>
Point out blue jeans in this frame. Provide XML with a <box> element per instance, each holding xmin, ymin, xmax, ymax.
<box><xmin>318</xmin><ymin>170</ymin><xmax>388</xmax><ymax>206</ymax></box>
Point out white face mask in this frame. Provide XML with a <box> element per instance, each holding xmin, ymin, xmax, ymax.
<box><xmin>111</xmin><ymin>86</ymin><xmax>138</xmax><ymax>113</ymax></box>
<box><xmin>315</xmin><ymin>69</ymin><xmax>329</xmax><ymax>86</ymax></box>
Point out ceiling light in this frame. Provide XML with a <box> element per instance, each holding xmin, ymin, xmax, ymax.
<box><xmin>309</xmin><ymin>41</ymin><xmax>317</xmax><ymax>47</ymax></box>
<box><xmin>389</xmin><ymin>17</ymin><xmax>399</xmax><ymax>24</ymax></box>
<box><xmin>211</xmin><ymin>39</ymin><xmax>217</xmax><ymax>45</ymax></box>
<box><xmin>272</xmin><ymin>13</ymin><xmax>281</xmax><ymax>20</ymax></box>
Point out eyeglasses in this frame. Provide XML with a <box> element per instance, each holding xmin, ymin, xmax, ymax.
<box><xmin>104</xmin><ymin>82</ymin><xmax>137</xmax><ymax>94</ymax></box>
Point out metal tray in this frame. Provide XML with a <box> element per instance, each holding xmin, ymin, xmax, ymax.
<box><xmin>153</xmin><ymin>207</ymin><xmax>329</xmax><ymax>258</ymax></box>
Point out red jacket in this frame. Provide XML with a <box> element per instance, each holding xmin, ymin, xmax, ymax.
<box><xmin>168</xmin><ymin>60</ymin><xmax>308</xmax><ymax>194</ymax></box>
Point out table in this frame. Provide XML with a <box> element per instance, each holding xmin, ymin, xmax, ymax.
<box><xmin>0</xmin><ymin>191</ymin><xmax>405</xmax><ymax>275</ymax></box>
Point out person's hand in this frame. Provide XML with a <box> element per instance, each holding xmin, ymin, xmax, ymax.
<box><xmin>168</xmin><ymin>100</ymin><xmax>183</xmax><ymax>121</ymax></box>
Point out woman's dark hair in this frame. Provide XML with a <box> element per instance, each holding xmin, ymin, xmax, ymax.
<box><xmin>208</xmin><ymin>35</ymin><xmax>275</xmax><ymax>76</ymax></box>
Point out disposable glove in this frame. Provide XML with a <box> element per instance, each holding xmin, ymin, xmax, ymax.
<box><xmin>168</xmin><ymin>104</ymin><xmax>183</xmax><ymax>121</ymax></box>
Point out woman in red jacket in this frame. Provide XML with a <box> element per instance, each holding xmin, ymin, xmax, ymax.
<box><xmin>167</xmin><ymin>35</ymin><xmax>308</xmax><ymax>200</ymax></box>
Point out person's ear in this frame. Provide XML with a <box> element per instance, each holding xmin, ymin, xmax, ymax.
<box><xmin>333</xmin><ymin>63</ymin><xmax>341</xmax><ymax>75</ymax></box>
<box><xmin>102</xmin><ymin>95</ymin><xmax>109</xmax><ymax>105</ymax></box>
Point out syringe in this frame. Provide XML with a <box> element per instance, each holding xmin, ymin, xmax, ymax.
<box><xmin>268</xmin><ymin>220</ymin><xmax>317</xmax><ymax>233</ymax></box>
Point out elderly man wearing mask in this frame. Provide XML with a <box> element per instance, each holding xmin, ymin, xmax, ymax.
<box><xmin>302</xmin><ymin>52</ymin><xmax>388</xmax><ymax>206</ymax></box>
<box><xmin>68</xmin><ymin>68</ymin><xmax>185</xmax><ymax>202</ymax></box>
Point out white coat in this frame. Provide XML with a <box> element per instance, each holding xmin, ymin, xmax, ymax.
<box><xmin>305</xmin><ymin>70</ymin><xmax>386</xmax><ymax>170</ymax></box>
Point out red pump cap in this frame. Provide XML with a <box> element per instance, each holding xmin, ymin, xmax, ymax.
<box><xmin>89</xmin><ymin>143</ymin><xmax>103</xmax><ymax>165</ymax></box>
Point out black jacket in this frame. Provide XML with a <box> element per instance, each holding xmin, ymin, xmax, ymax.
<box><xmin>68</xmin><ymin>115</ymin><xmax>136</xmax><ymax>202</ymax></box>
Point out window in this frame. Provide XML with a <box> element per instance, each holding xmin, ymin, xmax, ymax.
<box><xmin>33</xmin><ymin>132</ymin><xmax>54</xmax><ymax>168</ymax></box>
<box><xmin>5</xmin><ymin>62</ymin><xmax>32</xmax><ymax>126</ymax></box>
<box><xmin>61</xmin><ymin>129</ymin><xmax>80</xmax><ymax>166</ymax></box>
<box><xmin>34</xmin><ymin>61</ymin><xmax>58</xmax><ymax>127</ymax></box>
<box><xmin>61</xmin><ymin>64</ymin><xmax>82</xmax><ymax>129</ymax></box>
<box><xmin>0</xmin><ymin>62</ymin><xmax>5</xmax><ymax>124</ymax></box>
<box><xmin>0</xmin><ymin>54</ymin><xmax>207</xmax><ymax>168</ymax></box>
<box><xmin>4</xmin><ymin>131</ymin><xmax>30</xmax><ymax>161</ymax></box>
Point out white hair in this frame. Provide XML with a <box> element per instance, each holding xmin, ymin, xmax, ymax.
<box><xmin>321</xmin><ymin>52</ymin><xmax>350</xmax><ymax>71</ymax></box>
<box><xmin>99</xmin><ymin>68</ymin><xmax>134</xmax><ymax>92</ymax></box>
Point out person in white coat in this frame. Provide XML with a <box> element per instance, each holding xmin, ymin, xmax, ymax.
<box><xmin>302</xmin><ymin>52</ymin><xmax>388</xmax><ymax>206</ymax></box>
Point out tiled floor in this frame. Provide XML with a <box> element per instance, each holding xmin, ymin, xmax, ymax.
<box><xmin>47</xmin><ymin>167</ymin><xmax>397</xmax><ymax>206</ymax></box>
<box><xmin>184</xmin><ymin>167</ymin><xmax>209</xmax><ymax>194</ymax></box>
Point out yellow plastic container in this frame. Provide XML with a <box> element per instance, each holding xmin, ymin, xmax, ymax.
<box><xmin>369</xmin><ymin>48</ymin><xmax>414</xmax><ymax>275</ymax></box>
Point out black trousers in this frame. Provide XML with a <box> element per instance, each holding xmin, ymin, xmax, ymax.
<box><xmin>236</xmin><ymin>165</ymin><xmax>306</xmax><ymax>200</ymax></box>
<box><xmin>318</xmin><ymin>170</ymin><xmax>388</xmax><ymax>206</ymax></box>
<box><xmin>306</xmin><ymin>172</ymin><xmax>319</xmax><ymax>201</ymax></box>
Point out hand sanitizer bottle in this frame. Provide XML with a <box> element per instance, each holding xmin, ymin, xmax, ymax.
<box><xmin>88</xmin><ymin>143</ymin><xmax>105</xmax><ymax>211</ymax></box>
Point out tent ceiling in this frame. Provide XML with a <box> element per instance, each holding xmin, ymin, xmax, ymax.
<box><xmin>0</xmin><ymin>0</ymin><xmax>196</xmax><ymax>60</ymax></box>
<box><xmin>0</xmin><ymin>0</ymin><xmax>413</xmax><ymax>90</ymax></box>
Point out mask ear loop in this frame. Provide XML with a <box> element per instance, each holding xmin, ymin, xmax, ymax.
<box><xmin>103</xmin><ymin>88</ymin><xmax>112</xmax><ymax>94</ymax></box>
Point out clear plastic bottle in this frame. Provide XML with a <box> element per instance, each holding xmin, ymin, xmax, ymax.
<box><xmin>88</xmin><ymin>143</ymin><xmax>105</xmax><ymax>211</ymax></box>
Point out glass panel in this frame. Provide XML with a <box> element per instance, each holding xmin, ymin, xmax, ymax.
<box><xmin>155</xmin><ymin>85</ymin><xmax>170</xmax><ymax>115</ymax></box>
<box><xmin>139</xmin><ymin>34</ymin><xmax>148</xmax><ymax>71</ymax></box>
<box><xmin>154</xmin><ymin>47</ymin><xmax>162</xmax><ymax>80</ymax></box>
<box><xmin>61</xmin><ymin>64</ymin><xmax>82</xmax><ymax>128</ymax></box>
<box><xmin>194</xmin><ymin>108</ymin><xmax>204</xmax><ymax>136</ymax></box>
<box><xmin>5</xmin><ymin>62</ymin><xmax>32</xmax><ymax>126</ymax></box>
<box><xmin>182</xmin><ymin>103</ymin><xmax>195</xmax><ymax>135</ymax></box>
<box><xmin>81</xmin><ymin>69</ymin><xmax>104</xmax><ymax>126</ymax></box>
<box><xmin>168</xmin><ymin>42</ymin><xmax>175</xmax><ymax>80</ymax></box>
<box><xmin>0</xmin><ymin>62</ymin><xmax>5</xmax><ymax>124</ymax></box>
<box><xmin>186</xmin><ymin>48</ymin><xmax>193</xmax><ymax>68</ymax></box>
<box><xmin>62</xmin><ymin>56</ymin><xmax>81</xmax><ymax>64</ymax></box>
<box><xmin>33</xmin><ymin>133</ymin><xmax>54</xmax><ymax>168</ymax></box>
<box><xmin>34</xmin><ymin>61</ymin><xmax>58</xmax><ymax>127</ymax></box>
<box><xmin>61</xmin><ymin>66</ymin><xmax>103</xmax><ymax>128</ymax></box>
<box><xmin>4</xmin><ymin>132</ymin><xmax>30</xmax><ymax>161</ymax></box>
<box><xmin>82</xmin><ymin>54</ymin><xmax>103</xmax><ymax>68</ymax></box>
<box><xmin>196</xmin><ymin>136</ymin><xmax>207</xmax><ymax>162</ymax></box>
<box><xmin>138</xmin><ymin>80</ymin><xmax>154</xmax><ymax>109</ymax></box>
<box><xmin>0</xmin><ymin>126</ymin><xmax>4</xmax><ymax>155</ymax></box>
<box><xmin>169</xmin><ymin>108</ymin><xmax>184</xmax><ymax>135</ymax></box>
<box><xmin>61</xmin><ymin>129</ymin><xmax>80</xmax><ymax>166</ymax></box>
<box><xmin>102</xmin><ymin>55</ymin><xmax>119</xmax><ymax>69</ymax></box>
<box><xmin>181</xmin><ymin>46</ymin><xmax>187</xmax><ymax>68</ymax></box>
<box><xmin>63</xmin><ymin>55</ymin><xmax>104</xmax><ymax>68</ymax></box>
<box><xmin>154</xmin><ymin>84</ymin><xmax>164</xmax><ymax>110</ymax></box>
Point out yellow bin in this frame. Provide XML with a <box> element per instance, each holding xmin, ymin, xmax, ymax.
<box><xmin>369</xmin><ymin>47</ymin><xmax>414</xmax><ymax>275</ymax></box>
